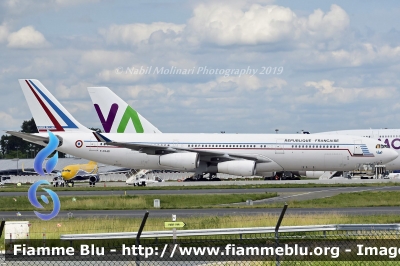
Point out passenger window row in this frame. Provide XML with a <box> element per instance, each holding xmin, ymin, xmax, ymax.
<box><xmin>291</xmin><ymin>145</ymin><xmax>340</xmax><ymax>149</ymax></box>
<box><xmin>187</xmin><ymin>144</ymin><xmax>257</xmax><ymax>148</ymax></box>
<box><xmin>363</xmin><ymin>135</ymin><xmax>400</xmax><ymax>138</ymax></box>
<box><xmin>154</xmin><ymin>144</ymin><xmax>340</xmax><ymax>149</ymax></box>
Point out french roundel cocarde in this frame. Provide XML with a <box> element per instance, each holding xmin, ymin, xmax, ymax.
<box><xmin>75</xmin><ymin>140</ymin><xmax>83</xmax><ymax>148</ymax></box>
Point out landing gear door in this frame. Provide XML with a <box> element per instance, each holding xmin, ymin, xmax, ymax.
<box><xmin>275</xmin><ymin>139</ymin><xmax>284</xmax><ymax>154</ymax></box>
<box><xmin>354</xmin><ymin>140</ymin><xmax>363</xmax><ymax>155</ymax></box>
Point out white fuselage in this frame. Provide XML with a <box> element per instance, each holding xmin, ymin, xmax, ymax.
<box><xmin>24</xmin><ymin>132</ymin><xmax>397</xmax><ymax>175</ymax></box>
<box><xmin>317</xmin><ymin>129</ymin><xmax>400</xmax><ymax>170</ymax></box>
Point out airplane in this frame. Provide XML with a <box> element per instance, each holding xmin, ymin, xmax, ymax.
<box><xmin>312</xmin><ymin>129</ymin><xmax>400</xmax><ymax>171</ymax></box>
<box><xmin>22</xmin><ymin>160</ymin><xmax>126</xmax><ymax>187</ymax></box>
<box><xmin>58</xmin><ymin>160</ymin><xmax>100</xmax><ymax>187</ymax></box>
<box><xmin>5</xmin><ymin>79</ymin><xmax>398</xmax><ymax>180</ymax></box>
<box><xmin>89</xmin><ymin>86</ymin><xmax>396</xmax><ymax>181</ymax></box>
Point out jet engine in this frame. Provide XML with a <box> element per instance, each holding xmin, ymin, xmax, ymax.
<box><xmin>159</xmin><ymin>152</ymin><xmax>199</xmax><ymax>170</ymax></box>
<box><xmin>217</xmin><ymin>160</ymin><xmax>256</xmax><ymax>176</ymax></box>
<box><xmin>89</xmin><ymin>175</ymin><xmax>100</xmax><ymax>183</ymax></box>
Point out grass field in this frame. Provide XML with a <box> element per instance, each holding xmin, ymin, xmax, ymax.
<box><xmin>3</xmin><ymin>191</ymin><xmax>400</xmax><ymax>211</ymax></box>
<box><xmin>1</xmin><ymin>181</ymin><xmax>400</xmax><ymax>192</ymax></box>
<box><xmin>0</xmin><ymin>193</ymin><xmax>277</xmax><ymax>211</ymax></box>
<box><xmin>2</xmin><ymin>213</ymin><xmax>400</xmax><ymax>251</ymax></box>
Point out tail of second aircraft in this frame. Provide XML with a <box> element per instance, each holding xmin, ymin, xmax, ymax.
<box><xmin>18</xmin><ymin>79</ymin><xmax>92</xmax><ymax>133</ymax></box>
<box><xmin>87</xmin><ymin>86</ymin><xmax>162</xmax><ymax>134</ymax></box>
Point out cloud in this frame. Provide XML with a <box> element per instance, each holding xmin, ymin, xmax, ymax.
<box><xmin>80</xmin><ymin>50</ymin><xmax>148</xmax><ymax>82</ymax></box>
<box><xmin>99</xmin><ymin>22</ymin><xmax>185</xmax><ymax>46</ymax></box>
<box><xmin>185</xmin><ymin>3</ymin><xmax>349</xmax><ymax>46</ymax></box>
<box><xmin>330</xmin><ymin>44</ymin><xmax>400</xmax><ymax>66</ymax></box>
<box><xmin>186</xmin><ymin>3</ymin><xmax>299</xmax><ymax>46</ymax></box>
<box><xmin>304</xmin><ymin>79</ymin><xmax>396</xmax><ymax>104</ymax></box>
<box><xmin>1</xmin><ymin>1</ymin><xmax>400</xmax><ymax>135</ymax></box>
<box><xmin>7</xmin><ymin>26</ymin><xmax>50</xmax><ymax>49</ymax></box>
<box><xmin>302</xmin><ymin>43</ymin><xmax>400</xmax><ymax>68</ymax></box>
<box><xmin>266</xmin><ymin>77</ymin><xmax>287</xmax><ymax>89</ymax></box>
<box><xmin>123</xmin><ymin>83</ymin><xmax>174</xmax><ymax>99</ymax></box>
<box><xmin>0</xmin><ymin>23</ymin><xmax>9</xmax><ymax>43</ymax></box>
<box><xmin>189</xmin><ymin>75</ymin><xmax>263</xmax><ymax>96</ymax></box>
<box><xmin>99</xmin><ymin>3</ymin><xmax>349</xmax><ymax>48</ymax></box>
<box><xmin>80</xmin><ymin>50</ymin><xmax>135</xmax><ymax>66</ymax></box>
<box><xmin>55</xmin><ymin>81</ymin><xmax>96</xmax><ymax>100</ymax></box>
<box><xmin>305</xmin><ymin>79</ymin><xmax>338</xmax><ymax>94</ymax></box>
<box><xmin>97</xmin><ymin>65</ymin><xmax>148</xmax><ymax>83</ymax></box>
<box><xmin>304</xmin><ymin>4</ymin><xmax>349</xmax><ymax>39</ymax></box>
<box><xmin>218</xmin><ymin>75</ymin><xmax>263</xmax><ymax>91</ymax></box>
<box><xmin>0</xmin><ymin>111</ymin><xmax>19</xmax><ymax>129</ymax></box>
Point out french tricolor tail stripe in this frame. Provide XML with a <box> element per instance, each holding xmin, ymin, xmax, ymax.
<box><xmin>25</xmin><ymin>80</ymin><xmax>65</xmax><ymax>132</ymax></box>
<box><xmin>93</xmin><ymin>132</ymin><xmax>112</xmax><ymax>143</ymax></box>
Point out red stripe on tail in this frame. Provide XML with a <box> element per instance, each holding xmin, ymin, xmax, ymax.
<box><xmin>25</xmin><ymin>80</ymin><xmax>64</xmax><ymax>132</ymax></box>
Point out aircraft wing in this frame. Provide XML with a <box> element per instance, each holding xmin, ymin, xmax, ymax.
<box><xmin>93</xmin><ymin>132</ymin><xmax>183</xmax><ymax>154</ymax></box>
<box><xmin>93</xmin><ymin>132</ymin><xmax>272</xmax><ymax>163</ymax></box>
<box><xmin>5</xmin><ymin>131</ymin><xmax>49</xmax><ymax>143</ymax></box>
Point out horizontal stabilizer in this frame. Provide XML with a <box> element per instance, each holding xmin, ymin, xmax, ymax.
<box><xmin>6</xmin><ymin>131</ymin><xmax>50</xmax><ymax>143</ymax></box>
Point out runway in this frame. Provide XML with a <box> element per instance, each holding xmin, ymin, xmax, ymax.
<box><xmin>2</xmin><ymin>207</ymin><xmax>400</xmax><ymax>220</ymax></box>
<box><xmin>3</xmin><ymin>185</ymin><xmax>400</xmax><ymax>197</ymax></box>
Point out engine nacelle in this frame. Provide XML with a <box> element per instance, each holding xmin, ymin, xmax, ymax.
<box><xmin>305</xmin><ymin>171</ymin><xmax>325</xmax><ymax>178</ymax></box>
<box><xmin>89</xmin><ymin>175</ymin><xmax>100</xmax><ymax>183</ymax></box>
<box><xmin>217</xmin><ymin>160</ymin><xmax>256</xmax><ymax>176</ymax></box>
<box><xmin>159</xmin><ymin>152</ymin><xmax>199</xmax><ymax>170</ymax></box>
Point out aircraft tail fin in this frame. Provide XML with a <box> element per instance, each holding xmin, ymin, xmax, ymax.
<box><xmin>18</xmin><ymin>79</ymin><xmax>92</xmax><ymax>133</ymax></box>
<box><xmin>87</xmin><ymin>86</ymin><xmax>162</xmax><ymax>134</ymax></box>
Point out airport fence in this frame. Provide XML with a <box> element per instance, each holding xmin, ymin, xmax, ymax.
<box><xmin>2</xmin><ymin>210</ymin><xmax>400</xmax><ymax>264</ymax></box>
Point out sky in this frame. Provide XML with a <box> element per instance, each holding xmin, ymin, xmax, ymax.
<box><xmin>1</xmin><ymin>0</ymin><xmax>400</xmax><ymax>134</ymax></box>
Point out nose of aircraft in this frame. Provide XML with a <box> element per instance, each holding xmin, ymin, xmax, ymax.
<box><xmin>60</xmin><ymin>169</ymin><xmax>68</xmax><ymax>179</ymax></box>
